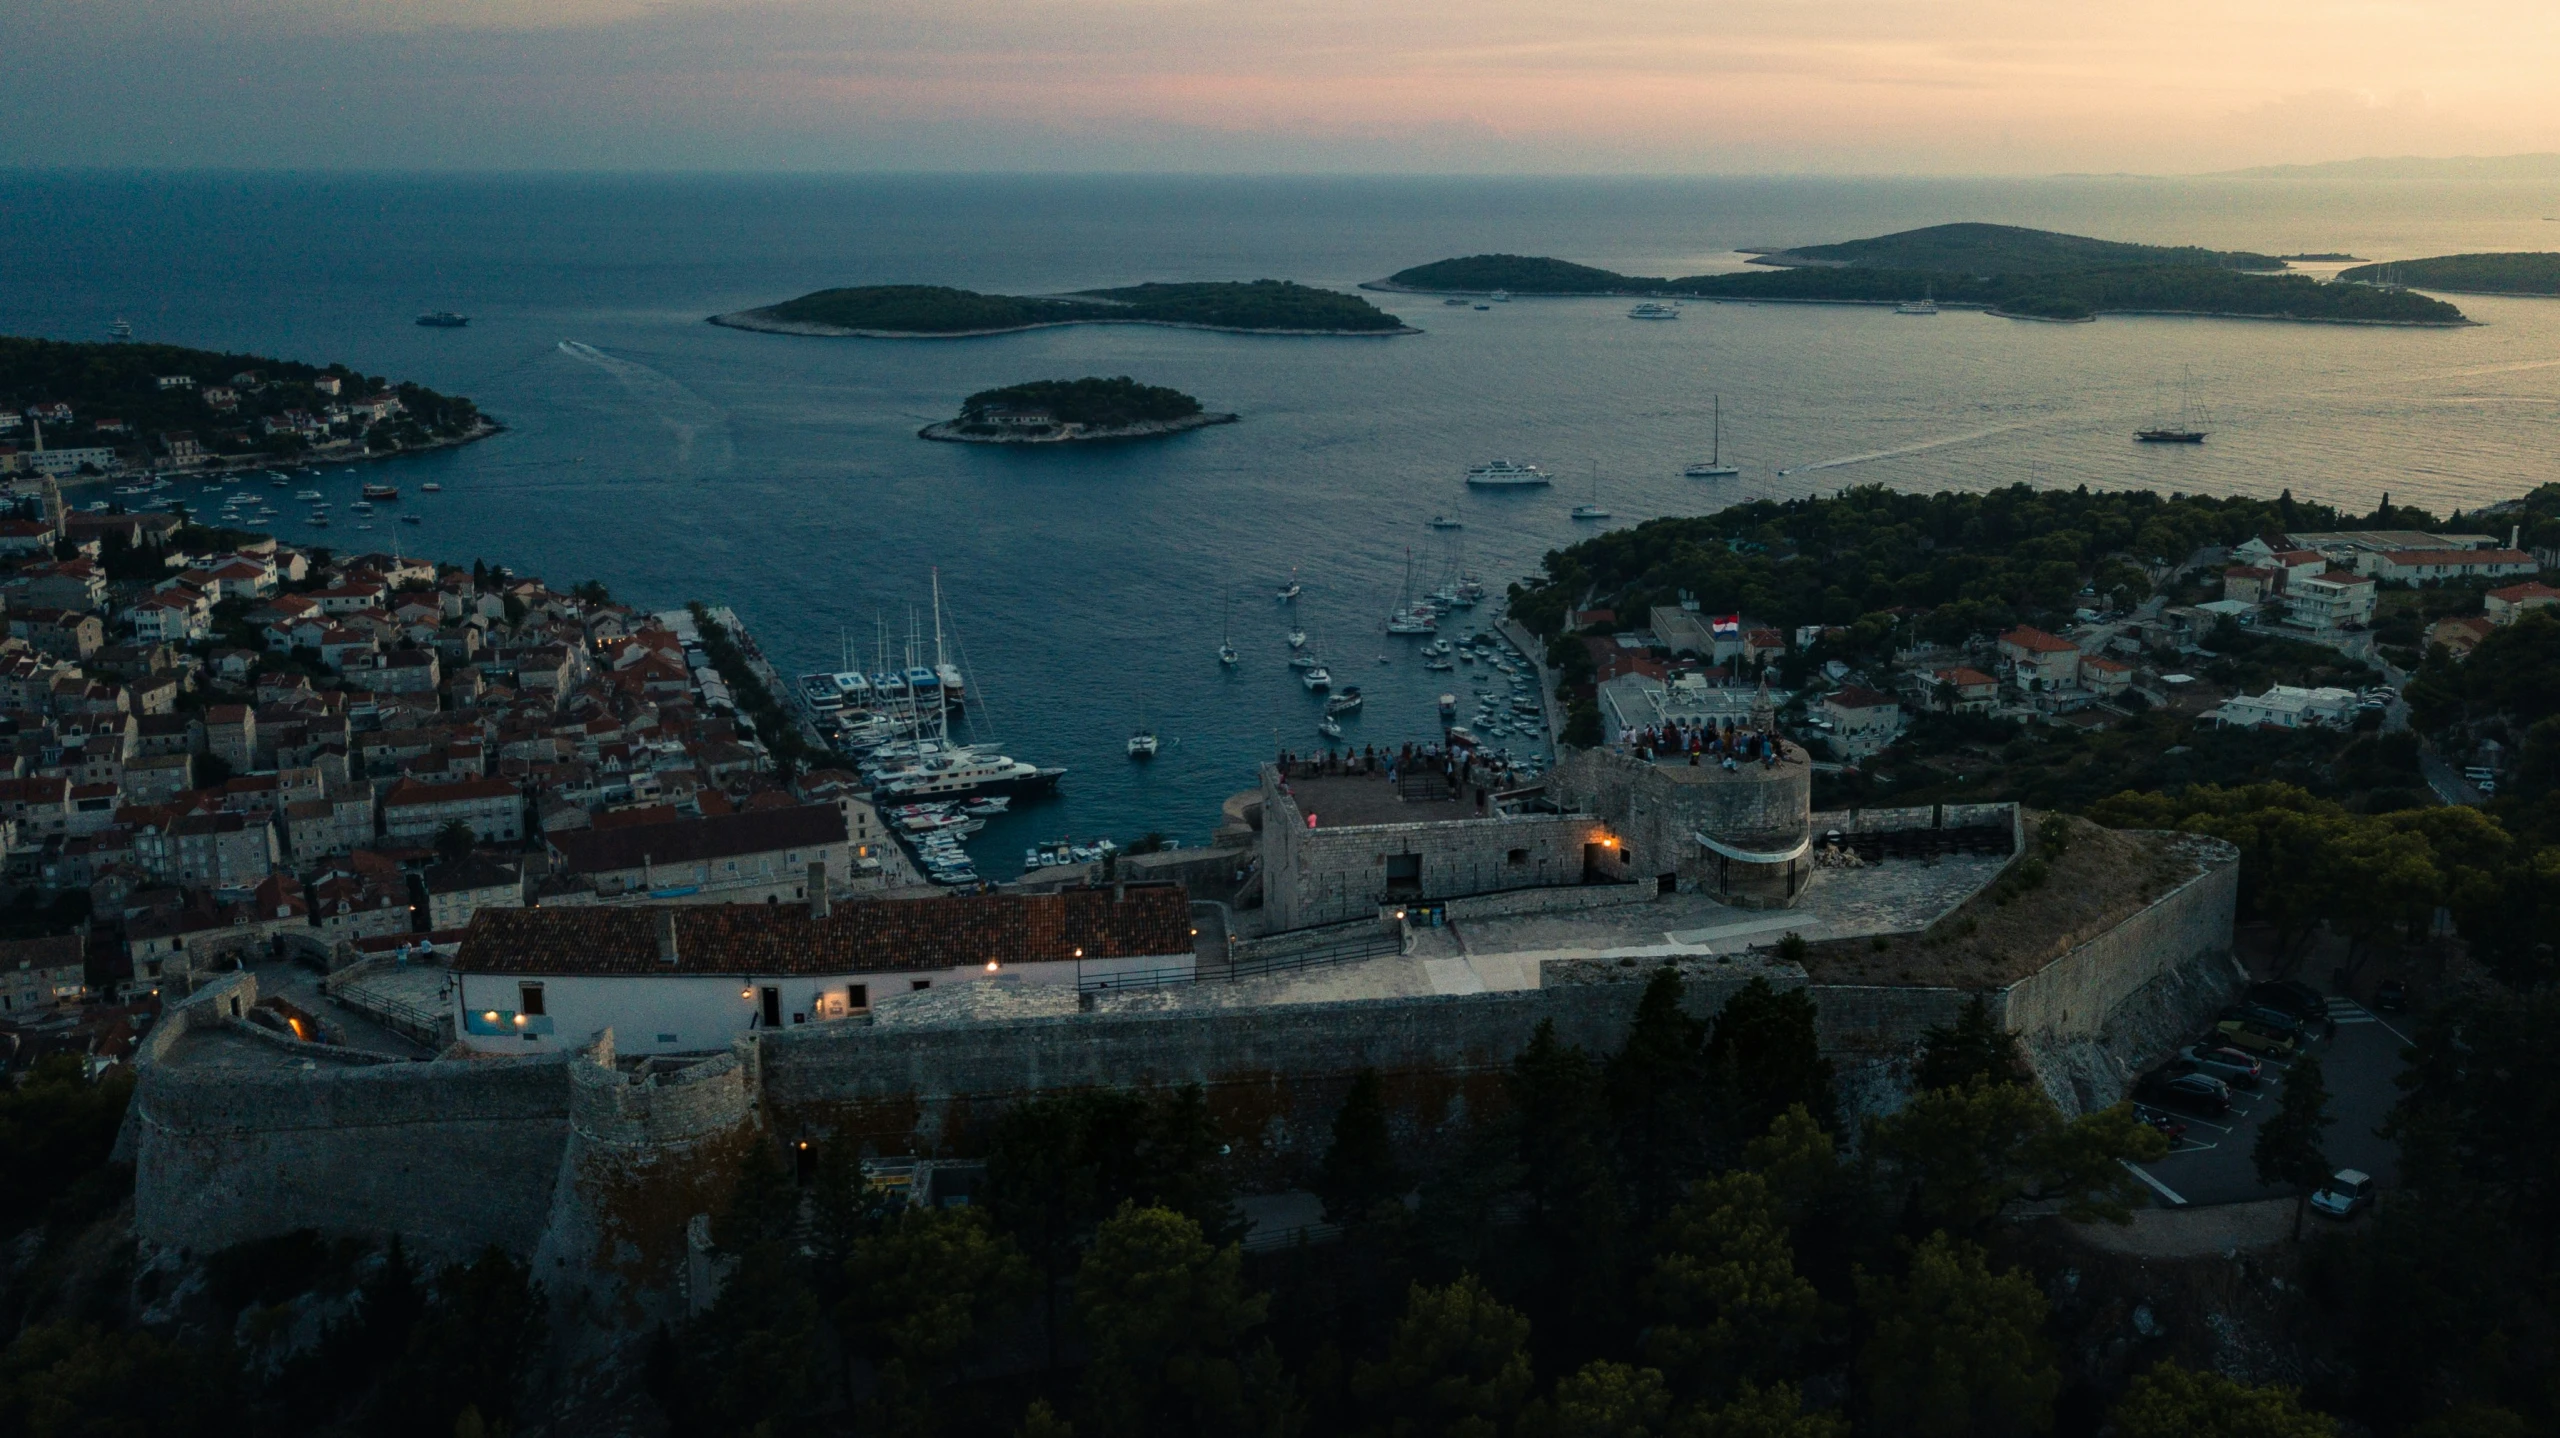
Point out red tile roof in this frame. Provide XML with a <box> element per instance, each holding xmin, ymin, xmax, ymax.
<box><xmin>1999</xmin><ymin>626</ymin><xmax>2077</xmax><ymax>655</ymax></box>
<box><xmin>548</xmin><ymin>804</ymin><xmax>845</xmax><ymax>874</ymax></box>
<box><xmin>456</xmin><ymin>884</ymin><xmax>1194</xmax><ymax>976</ymax></box>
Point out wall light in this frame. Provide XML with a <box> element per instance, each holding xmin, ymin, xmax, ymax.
<box><xmin>1073</xmin><ymin>947</ymin><xmax>1083</xmax><ymax>959</ymax></box>
<box><xmin>483</xmin><ymin>1010</ymin><xmax>500</xmax><ymax>1023</ymax></box>
<box><xmin>512</xmin><ymin>1014</ymin><xmax>526</xmax><ymax>1027</ymax></box>
<box><xmin>985</xmin><ymin>959</ymin><xmax>1000</xmax><ymax>973</ymax></box>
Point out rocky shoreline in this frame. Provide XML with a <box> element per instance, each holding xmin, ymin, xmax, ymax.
<box><xmin>711</xmin><ymin>310</ymin><xmax>1418</xmax><ymax>339</ymax></box>
<box><xmin>917</xmin><ymin>413</ymin><xmax>1239</xmax><ymax>444</ymax></box>
<box><xmin>1358</xmin><ymin>284</ymin><xmax>2475</xmax><ymax>327</ymax></box>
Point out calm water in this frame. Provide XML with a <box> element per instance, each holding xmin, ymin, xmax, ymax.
<box><xmin>6</xmin><ymin>172</ymin><xmax>2559</xmax><ymax>861</ymax></box>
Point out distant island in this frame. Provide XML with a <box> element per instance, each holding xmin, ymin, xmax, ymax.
<box><xmin>918</xmin><ymin>376</ymin><xmax>1237</xmax><ymax>445</ymax></box>
<box><xmin>2338</xmin><ymin>252</ymin><xmax>2560</xmax><ymax>296</ymax></box>
<box><xmin>714</xmin><ymin>280</ymin><xmax>1413</xmax><ymax>338</ymax></box>
<box><xmin>1370</xmin><ymin>223</ymin><xmax>2471</xmax><ymax>325</ymax></box>
<box><xmin>0</xmin><ymin>335</ymin><xmax>491</xmax><ymax>479</ymax></box>
<box><xmin>2213</xmin><ymin>152</ymin><xmax>2560</xmax><ymax>180</ymax></box>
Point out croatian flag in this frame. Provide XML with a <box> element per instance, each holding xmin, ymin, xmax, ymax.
<box><xmin>1711</xmin><ymin>614</ymin><xmax>1742</xmax><ymax>638</ymax></box>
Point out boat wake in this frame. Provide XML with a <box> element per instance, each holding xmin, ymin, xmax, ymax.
<box><xmin>1778</xmin><ymin>422</ymin><xmax>2033</xmax><ymax>476</ymax></box>
<box><xmin>556</xmin><ymin>339</ymin><xmax>735</xmax><ymax>478</ymax></box>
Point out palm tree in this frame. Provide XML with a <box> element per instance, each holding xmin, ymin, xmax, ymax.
<box><xmin>434</xmin><ymin>818</ymin><xmax>476</xmax><ymax>866</ymax></box>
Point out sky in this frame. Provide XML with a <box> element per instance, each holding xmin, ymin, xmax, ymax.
<box><xmin>6</xmin><ymin>0</ymin><xmax>2559</xmax><ymax>173</ymax></box>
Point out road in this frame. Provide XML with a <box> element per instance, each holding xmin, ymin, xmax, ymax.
<box><xmin>2420</xmin><ymin>752</ymin><xmax>2487</xmax><ymax>807</ymax></box>
<box><xmin>2128</xmin><ymin>993</ymin><xmax>2410</xmax><ymax>1209</ymax></box>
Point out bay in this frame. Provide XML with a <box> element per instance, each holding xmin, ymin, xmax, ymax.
<box><xmin>5</xmin><ymin>171</ymin><xmax>2556</xmax><ymax>861</ymax></box>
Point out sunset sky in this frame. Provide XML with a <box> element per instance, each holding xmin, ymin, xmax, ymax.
<box><xmin>7</xmin><ymin>0</ymin><xmax>2559</xmax><ymax>171</ymax></box>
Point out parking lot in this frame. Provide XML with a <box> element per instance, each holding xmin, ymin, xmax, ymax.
<box><xmin>2126</xmin><ymin>993</ymin><xmax>2410</xmax><ymax>1208</ymax></box>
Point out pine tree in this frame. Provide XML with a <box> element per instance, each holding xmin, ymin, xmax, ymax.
<box><xmin>1913</xmin><ymin>997</ymin><xmax>2027</xmax><ymax>1093</ymax></box>
<box><xmin>1318</xmin><ymin>1069</ymin><xmax>1408</xmax><ymax>1223</ymax></box>
<box><xmin>1608</xmin><ymin>965</ymin><xmax>1709</xmax><ymax>1222</ymax></box>
<box><xmin>2254</xmin><ymin>1051</ymin><xmax>2334</xmax><ymax>1241</ymax></box>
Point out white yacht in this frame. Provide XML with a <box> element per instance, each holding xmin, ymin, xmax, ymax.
<box><xmin>1302</xmin><ymin>665</ymin><xmax>1332</xmax><ymax>692</ymax></box>
<box><xmin>1127</xmin><ymin>729</ymin><xmax>1159</xmax><ymax>760</ymax></box>
<box><xmin>1628</xmin><ymin>302</ymin><xmax>1680</xmax><ymax>320</ymax></box>
<box><xmin>1465</xmin><ymin>459</ymin><xmax>1551</xmax><ymax>488</ymax></box>
<box><xmin>1288</xmin><ymin>629</ymin><xmax>1307</xmax><ymax>649</ymax></box>
<box><xmin>1685</xmin><ymin>393</ymin><xmax>1740</xmax><ymax>478</ymax></box>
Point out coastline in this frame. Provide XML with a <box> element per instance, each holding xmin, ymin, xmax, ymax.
<box><xmin>917</xmin><ymin>413</ymin><xmax>1240</xmax><ymax>444</ymax></box>
<box><xmin>55</xmin><ymin>418</ymin><xmax>504</xmax><ymax>490</ymax></box>
<box><xmin>1358</xmin><ymin>283</ymin><xmax>2475</xmax><ymax>327</ymax></box>
<box><xmin>710</xmin><ymin>310</ymin><xmax>1419</xmax><ymax>339</ymax></box>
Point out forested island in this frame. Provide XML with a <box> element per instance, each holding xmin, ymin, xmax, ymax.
<box><xmin>1373</xmin><ymin>223</ymin><xmax>2470</xmax><ymax>325</ymax></box>
<box><xmin>2338</xmin><ymin>252</ymin><xmax>2560</xmax><ymax>296</ymax></box>
<box><xmin>0</xmin><ymin>335</ymin><xmax>490</xmax><ymax>475</ymax></box>
<box><xmin>714</xmin><ymin>280</ymin><xmax>1412</xmax><ymax>338</ymax></box>
<box><xmin>918</xmin><ymin>376</ymin><xmax>1236</xmax><ymax>444</ymax></box>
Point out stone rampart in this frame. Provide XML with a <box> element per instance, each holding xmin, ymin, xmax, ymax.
<box><xmin>134</xmin><ymin>1050</ymin><xmax>572</xmax><ymax>1258</ymax></box>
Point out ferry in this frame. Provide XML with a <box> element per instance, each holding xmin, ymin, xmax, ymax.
<box><xmin>1464</xmin><ymin>459</ymin><xmax>1551</xmax><ymax>488</ymax></box>
<box><xmin>1628</xmin><ymin>302</ymin><xmax>1679</xmax><ymax>320</ymax></box>
<box><xmin>362</xmin><ymin>481</ymin><xmax>399</xmax><ymax>501</ymax></box>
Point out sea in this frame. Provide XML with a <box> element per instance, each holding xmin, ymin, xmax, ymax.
<box><xmin>5</xmin><ymin>171</ymin><xmax>2558</xmax><ymax>865</ymax></box>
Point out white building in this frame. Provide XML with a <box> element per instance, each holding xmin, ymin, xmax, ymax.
<box><xmin>2284</xmin><ymin>570</ymin><xmax>2379</xmax><ymax>632</ymax></box>
<box><xmin>2210</xmin><ymin>684</ymin><xmax>2360</xmax><ymax>731</ymax></box>
<box><xmin>449</xmin><ymin>883</ymin><xmax>1198</xmax><ymax>1054</ymax></box>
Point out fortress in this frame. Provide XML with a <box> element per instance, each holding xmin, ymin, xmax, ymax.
<box><xmin>127</xmin><ymin>800</ymin><xmax>2241</xmax><ymax>1320</ymax></box>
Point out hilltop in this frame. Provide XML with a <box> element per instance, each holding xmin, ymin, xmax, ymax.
<box><xmin>2338</xmin><ymin>252</ymin><xmax>2560</xmax><ymax>297</ymax></box>
<box><xmin>1747</xmin><ymin>222</ymin><xmax>2284</xmax><ymax>274</ymax></box>
<box><xmin>712</xmin><ymin>280</ymin><xmax>1411</xmax><ymax>338</ymax></box>
<box><xmin>1374</xmin><ymin>222</ymin><xmax>2470</xmax><ymax>326</ymax></box>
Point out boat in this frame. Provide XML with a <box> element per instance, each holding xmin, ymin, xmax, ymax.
<box><xmin>307</xmin><ymin>515</ymin><xmax>329</xmax><ymax>527</ymax></box>
<box><xmin>1686</xmin><ymin>393</ymin><xmax>1741</xmax><ymax>477</ymax></box>
<box><xmin>421</xmin><ymin>482</ymin><xmax>443</xmax><ymax>492</ymax></box>
<box><xmin>1288</xmin><ymin>652</ymin><xmax>1317</xmax><ymax>670</ymax></box>
<box><xmin>361</xmin><ymin>481</ymin><xmax>399</xmax><ymax>501</ymax></box>
<box><xmin>1127</xmin><ymin>729</ymin><xmax>1159</xmax><ymax>760</ymax></box>
<box><xmin>350</xmin><ymin>501</ymin><xmax>374</xmax><ymax>513</ymax></box>
<box><xmin>1288</xmin><ymin>629</ymin><xmax>1306</xmax><ymax>649</ymax></box>
<box><xmin>1439</xmin><ymin>693</ymin><xmax>1458</xmax><ymax>718</ymax></box>
<box><xmin>1571</xmin><ymin>467</ymin><xmax>1611</xmax><ymax>520</ymax></box>
<box><xmin>1894</xmin><ymin>291</ymin><xmax>1939</xmax><ymax>316</ymax></box>
<box><xmin>1325</xmin><ymin>687</ymin><xmax>1364</xmax><ymax>716</ymax></box>
<box><xmin>1473</xmin><ymin>304</ymin><xmax>1491</xmax><ymax>311</ymax></box>
<box><xmin>1276</xmin><ymin>570</ymin><xmax>1302</xmax><ymax>603</ymax></box>
<box><xmin>1318</xmin><ymin>716</ymin><xmax>1344</xmax><ymax>741</ymax></box>
<box><xmin>2137</xmin><ymin>371</ymin><xmax>2210</xmax><ymax>444</ymax></box>
<box><xmin>107</xmin><ymin>318</ymin><xmax>133</xmax><ymax>341</ymax></box>
<box><xmin>1465</xmin><ymin>459</ymin><xmax>1551</xmax><ymax>488</ymax></box>
<box><xmin>294</xmin><ymin>490</ymin><xmax>322</xmax><ymax>501</ymax></box>
<box><xmin>416</xmin><ymin>312</ymin><xmax>469</xmax><ymax>328</ymax></box>
<box><xmin>1490</xmin><ymin>290</ymin><xmax>1511</xmax><ymax>303</ymax></box>
<box><xmin>1219</xmin><ymin>598</ymin><xmax>1240</xmax><ymax>666</ymax></box>
<box><xmin>1425</xmin><ymin>657</ymin><xmax>1455</xmax><ymax>671</ymax></box>
<box><xmin>1427</xmin><ymin>515</ymin><xmax>1464</xmax><ymax>530</ymax></box>
<box><xmin>1628</xmin><ymin>302</ymin><xmax>1679</xmax><ymax>320</ymax></box>
<box><xmin>400</xmin><ymin>514</ymin><xmax>422</xmax><ymax>525</ymax></box>
<box><xmin>1302</xmin><ymin>666</ymin><xmax>1332</xmax><ymax>692</ymax></box>
<box><xmin>1443</xmin><ymin>297</ymin><xmax>1468</xmax><ymax>306</ymax></box>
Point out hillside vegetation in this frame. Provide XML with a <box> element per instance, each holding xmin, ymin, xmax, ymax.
<box><xmin>1381</xmin><ymin>222</ymin><xmax>2467</xmax><ymax>324</ymax></box>
<box><xmin>1762</xmin><ymin>222</ymin><xmax>2285</xmax><ymax>274</ymax></box>
<box><xmin>2338</xmin><ymin>252</ymin><xmax>2560</xmax><ymax>296</ymax></box>
<box><xmin>959</xmin><ymin>377</ymin><xmax>1204</xmax><ymax>428</ymax></box>
<box><xmin>743</xmin><ymin>280</ymin><xmax>1405</xmax><ymax>335</ymax></box>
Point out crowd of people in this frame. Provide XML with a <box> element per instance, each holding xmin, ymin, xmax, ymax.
<box><xmin>1622</xmin><ymin>718</ymin><xmax>1788</xmax><ymax>770</ymax></box>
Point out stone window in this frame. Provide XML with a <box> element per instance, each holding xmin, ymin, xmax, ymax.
<box><xmin>1507</xmin><ymin>848</ymin><xmax>1530</xmax><ymax>865</ymax></box>
<box><xmin>1385</xmin><ymin>853</ymin><xmax>1423</xmax><ymax>894</ymax></box>
<box><xmin>911</xmin><ymin>979</ymin><xmax>932</xmax><ymax>992</ymax></box>
<box><xmin>847</xmin><ymin>984</ymin><xmax>869</xmax><ymax>1011</ymax></box>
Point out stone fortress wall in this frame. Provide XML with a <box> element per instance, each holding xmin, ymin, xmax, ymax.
<box><xmin>128</xmin><ymin>838</ymin><xmax>2240</xmax><ymax>1285</ymax></box>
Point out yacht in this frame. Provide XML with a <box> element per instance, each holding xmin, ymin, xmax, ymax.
<box><xmin>1387</xmin><ymin>610</ymin><xmax>1437</xmax><ymax>635</ymax></box>
<box><xmin>1427</xmin><ymin>515</ymin><xmax>1464</xmax><ymax>529</ymax></box>
<box><xmin>876</xmin><ymin>749</ymin><xmax>1066</xmax><ymax>802</ymax></box>
<box><xmin>1571</xmin><ymin>468</ymin><xmax>1611</xmax><ymax>520</ymax></box>
<box><xmin>1325</xmin><ymin>687</ymin><xmax>1364</xmax><ymax>716</ymax></box>
<box><xmin>1302</xmin><ymin>665</ymin><xmax>1332</xmax><ymax>692</ymax></box>
<box><xmin>361</xmin><ymin>481</ymin><xmax>399</xmax><ymax>501</ymax></box>
<box><xmin>1489</xmin><ymin>290</ymin><xmax>1511</xmax><ymax>303</ymax></box>
<box><xmin>1288</xmin><ymin>629</ymin><xmax>1307</xmax><ymax>649</ymax></box>
<box><xmin>1685</xmin><ymin>393</ymin><xmax>1740</xmax><ymax>478</ymax></box>
<box><xmin>1465</xmin><ymin>459</ymin><xmax>1551</xmax><ymax>488</ymax></box>
<box><xmin>1318</xmin><ymin>716</ymin><xmax>1344</xmax><ymax>741</ymax></box>
<box><xmin>400</xmin><ymin>514</ymin><xmax>422</xmax><ymax>525</ymax></box>
<box><xmin>1276</xmin><ymin>574</ymin><xmax>1302</xmax><ymax>602</ymax></box>
<box><xmin>1218</xmin><ymin>640</ymin><xmax>1239</xmax><ymax>667</ymax></box>
<box><xmin>1288</xmin><ymin>651</ymin><xmax>1318</xmax><ymax>670</ymax></box>
<box><xmin>294</xmin><ymin>490</ymin><xmax>322</xmax><ymax>501</ymax></box>
<box><xmin>1127</xmin><ymin>729</ymin><xmax>1159</xmax><ymax>760</ymax></box>
<box><xmin>1628</xmin><ymin>302</ymin><xmax>1680</xmax><ymax>320</ymax></box>
<box><xmin>420</xmin><ymin>482</ymin><xmax>443</xmax><ymax>492</ymax></box>
<box><xmin>1894</xmin><ymin>296</ymin><xmax>1939</xmax><ymax>316</ymax></box>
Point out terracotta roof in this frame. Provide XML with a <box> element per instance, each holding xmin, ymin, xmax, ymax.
<box><xmin>2079</xmin><ymin>656</ymin><xmax>2132</xmax><ymax>674</ymax></box>
<box><xmin>1934</xmin><ymin>667</ymin><xmax>1996</xmax><ymax>687</ymax></box>
<box><xmin>456</xmin><ymin>884</ymin><xmax>1194</xmax><ymax>977</ymax></box>
<box><xmin>2381</xmin><ymin>548</ymin><xmax>2533</xmax><ymax>566</ymax></box>
<box><xmin>2489</xmin><ymin>581</ymin><xmax>2560</xmax><ymax>603</ymax></box>
<box><xmin>381</xmin><ymin>777</ymin><xmax>520</xmax><ymax>808</ymax></box>
<box><xmin>1999</xmin><ymin>626</ymin><xmax>2078</xmax><ymax>655</ymax></box>
<box><xmin>548</xmin><ymin>804</ymin><xmax>845</xmax><ymax>874</ymax></box>
<box><xmin>1825</xmin><ymin>685</ymin><xmax>1899</xmax><ymax>710</ymax></box>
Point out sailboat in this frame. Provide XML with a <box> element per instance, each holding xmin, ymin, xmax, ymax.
<box><xmin>2136</xmin><ymin>370</ymin><xmax>2209</xmax><ymax>444</ymax></box>
<box><xmin>1685</xmin><ymin>394</ymin><xmax>1740</xmax><ymax>477</ymax></box>
<box><xmin>1288</xmin><ymin>627</ymin><xmax>1307</xmax><ymax>649</ymax></box>
<box><xmin>1276</xmin><ymin>567</ymin><xmax>1302</xmax><ymax>603</ymax></box>
<box><xmin>1571</xmin><ymin>465</ymin><xmax>1611</xmax><ymax>520</ymax></box>
<box><xmin>1218</xmin><ymin>599</ymin><xmax>1240</xmax><ymax>667</ymax></box>
<box><xmin>1385</xmin><ymin>548</ymin><xmax>1438</xmax><ymax>634</ymax></box>
<box><xmin>1127</xmin><ymin>722</ymin><xmax>1159</xmax><ymax>760</ymax></box>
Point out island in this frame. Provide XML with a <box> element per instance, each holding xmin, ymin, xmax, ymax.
<box><xmin>0</xmin><ymin>335</ymin><xmax>492</xmax><ymax>480</ymax></box>
<box><xmin>1370</xmin><ymin>223</ymin><xmax>2471</xmax><ymax>325</ymax></box>
<box><xmin>713</xmin><ymin>280</ymin><xmax>1413</xmax><ymax>338</ymax></box>
<box><xmin>2337</xmin><ymin>252</ymin><xmax>2560</xmax><ymax>296</ymax></box>
<box><xmin>917</xmin><ymin>376</ymin><xmax>1238</xmax><ymax>444</ymax></box>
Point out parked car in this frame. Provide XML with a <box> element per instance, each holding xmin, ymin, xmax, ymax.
<box><xmin>2176</xmin><ymin>1044</ymin><xmax>2264</xmax><ymax>1088</ymax></box>
<box><xmin>2139</xmin><ymin>1070</ymin><xmax>2233</xmax><ymax>1117</ymax></box>
<box><xmin>2247</xmin><ymin>981</ymin><xmax>2328</xmax><ymax>1025</ymax></box>
<box><xmin>2223</xmin><ymin>1002</ymin><xmax>2313</xmax><ymax>1038</ymax></box>
<box><xmin>2216</xmin><ymin>1018</ymin><xmax>2298</xmax><ymax>1057</ymax></box>
<box><xmin>2141</xmin><ymin>1112</ymin><xmax>2190</xmax><ymax>1145</ymax></box>
<box><xmin>2310</xmin><ymin>1168</ymin><xmax>2375</xmax><ymax>1219</ymax></box>
<box><xmin>2373</xmin><ymin>978</ymin><xmax>2409</xmax><ymax>1013</ymax></box>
